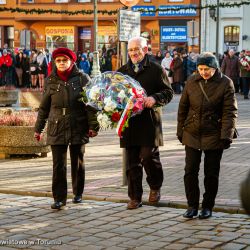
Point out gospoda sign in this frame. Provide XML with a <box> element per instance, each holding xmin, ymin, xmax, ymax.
<box><xmin>161</xmin><ymin>26</ymin><xmax>187</xmax><ymax>42</ymax></box>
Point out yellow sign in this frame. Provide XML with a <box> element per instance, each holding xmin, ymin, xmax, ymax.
<box><xmin>45</xmin><ymin>26</ymin><xmax>74</xmax><ymax>36</ymax></box>
<box><xmin>98</xmin><ymin>26</ymin><xmax>117</xmax><ymax>36</ymax></box>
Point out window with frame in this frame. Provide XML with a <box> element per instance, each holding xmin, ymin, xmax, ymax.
<box><xmin>0</xmin><ymin>0</ymin><xmax>6</xmax><ymax>4</ymax></box>
<box><xmin>224</xmin><ymin>26</ymin><xmax>240</xmax><ymax>42</ymax></box>
<box><xmin>78</xmin><ymin>0</ymin><xmax>91</xmax><ymax>2</ymax></box>
<box><xmin>27</xmin><ymin>0</ymin><xmax>34</xmax><ymax>3</ymax></box>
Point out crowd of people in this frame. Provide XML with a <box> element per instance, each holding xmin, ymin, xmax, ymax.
<box><xmin>148</xmin><ymin>48</ymin><xmax>250</xmax><ymax>99</ymax></box>
<box><xmin>0</xmin><ymin>45</ymin><xmax>118</xmax><ymax>90</ymax></box>
<box><xmin>1</xmin><ymin>45</ymin><xmax>250</xmax><ymax>100</ymax></box>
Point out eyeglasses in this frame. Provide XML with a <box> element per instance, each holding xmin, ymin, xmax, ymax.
<box><xmin>127</xmin><ymin>47</ymin><xmax>142</xmax><ymax>53</ymax></box>
<box><xmin>55</xmin><ymin>59</ymin><xmax>69</xmax><ymax>64</ymax></box>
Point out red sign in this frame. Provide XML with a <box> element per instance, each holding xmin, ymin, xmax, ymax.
<box><xmin>120</xmin><ymin>0</ymin><xmax>139</xmax><ymax>7</ymax></box>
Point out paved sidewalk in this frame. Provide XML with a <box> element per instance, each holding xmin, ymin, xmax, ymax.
<box><xmin>0</xmin><ymin>194</ymin><xmax>250</xmax><ymax>250</ymax></box>
<box><xmin>0</xmin><ymin>94</ymin><xmax>250</xmax><ymax>213</ymax></box>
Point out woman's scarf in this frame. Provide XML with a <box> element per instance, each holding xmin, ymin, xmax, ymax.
<box><xmin>56</xmin><ymin>63</ymin><xmax>74</xmax><ymax>82</ymax></box>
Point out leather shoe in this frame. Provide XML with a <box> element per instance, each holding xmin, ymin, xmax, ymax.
<box><xmin>127</xmin><ymin>200</ymin><xmax>142</xmax><ymax>209</ymax></box>
<box><xmin>51</xmin><ymin>201</ymin><xmax>66</xmax><ymax>210</ymax></box>
<box><xmin>149</xmin><ymin>189</ymin><xmax>161</xmax><ymax>203</ymax></box>
<box><xmin>199</xmin><ymin>208</ymin><xmax>212</xmax><ymax>219</ymax></box>
<box><xmin>183</xmin><ymin>208</ymin><xmax>198</xmax><ymax>218</ymax></box>
<box><xmin>72</xmin><ymin>195</ymin><xmax>82</xmax><ymax>203</ymax></box>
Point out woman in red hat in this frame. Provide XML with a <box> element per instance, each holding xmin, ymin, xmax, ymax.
<box><xmin>34</xmin><ymin>47</ymin><xmax>99</xmax><ymax>209</ymax></box>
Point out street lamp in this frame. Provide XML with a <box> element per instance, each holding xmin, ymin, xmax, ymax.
<box><xmin>91</xmin><ymin>0</ymin><xmax>101</xmax><ymax>78</ymax></box>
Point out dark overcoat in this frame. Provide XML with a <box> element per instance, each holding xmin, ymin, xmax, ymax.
<box><xmin>177</xmin><ymin>69</ymin><xmax>238</xmax><ymax>150</ymax></box>
<box><xmin>171</xmin><ymin>56</ymin><xmax>184</xmax><ymax>83</ymax></box>
<box><xmin>35</xmin><ymin>65</ymin><xmax>99</xmax><ymax>145</ymax></box>
<box><xmin>118</xmin><ymin>55</ymin><xmax>173</xmax><ymax>148</ymax></box>
<box><xmin>221</xmin><ymin>55</ymin><xmax>239</xmax><ymax>78</ymax></box>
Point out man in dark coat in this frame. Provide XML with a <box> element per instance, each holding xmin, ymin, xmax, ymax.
<box><xmin>177</xmin><ymin>52</ymin><xmax>238</xmax><ymax>219</ymax></box>
<box><xmin>118</xmin><ymin>37</ymin><xmax>173</xmax><ymax>209</ymax></box>
<box><xmin>221</xmin><ymin>49</ymin><xmax>240</xmax><ymax>93</ymax></box>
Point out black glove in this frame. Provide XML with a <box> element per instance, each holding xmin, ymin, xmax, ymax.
<box><xmin>222</xmin><ymin>139</ymin><xmax>232</xmax><ymax>149</ymax></box>
<box><xmin>178</xmin><ymin>136</ymin><xmax>182</xmax><ymax>143</ymax></box>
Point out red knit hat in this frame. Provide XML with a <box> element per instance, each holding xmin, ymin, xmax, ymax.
<box><xmin>52</xmin><ymin>47</ymin><xmax>77</xmax><ymax>62</ymax></box>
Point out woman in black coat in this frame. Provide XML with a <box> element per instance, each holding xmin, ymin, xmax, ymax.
<box><xmin>34</xmin><ymin>48</ymin><xmax>99</xmax><ymax>209</ymax></box>
<box><xmin>177</xmin><ymin>52</ymin><xmax>237</xmax><ymax>219</ymax></box>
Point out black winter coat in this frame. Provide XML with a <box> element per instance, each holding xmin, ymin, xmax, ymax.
<box><xmin>35</xmin><ymin>66</ymin><xmax>99</xmax><ymax>145</ymax></box>
<box><xmin>118</xmin><ymin>55</ymin><xmax>173</xmax><ymax>147</ymax></box>
<box><xmin>177</xmin><ymin>69</ymin><xmax>238</xmax><ymax>150</ymax></box>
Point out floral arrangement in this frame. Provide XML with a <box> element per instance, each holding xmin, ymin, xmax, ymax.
<box><xmin>0</xmin><ymin>109</ymin><xmax>38</xmax><ymax>126</ymax></box>
<box><xmin>81</xmin><ymin>71</ymin><xmax>146</xmax><ymax>137</ymax></box>
<box><xmin>240</xmin><ymin>55</ymin><xmax>250</xmax><ymax>71</ymax></box>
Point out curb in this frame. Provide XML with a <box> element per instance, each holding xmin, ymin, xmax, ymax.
<box><xmin>0</xmin><ymin>189</ymin><xmax>246</xmax><ymax>215</ymax></box>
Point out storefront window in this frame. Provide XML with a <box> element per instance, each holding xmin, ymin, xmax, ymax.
<box><xmin>224</xmin><ymin>26</ymin><xmax>239</xmax><ymax>43</ymax></box>
<box><xmin>97</xmin><ymin>26</ymin><xmax>117</xmax><ymax>52</ymax></box>
<box><xmin>45</xmin><ymin>26</ymin><xmax>74</xmax><ymax>52</ymax></box>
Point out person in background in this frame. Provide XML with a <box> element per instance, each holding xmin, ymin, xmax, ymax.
<box><xmin>118</xmin><ymin>37</ymin><xmax>173</xmax><ymax>209</ymax></box>
<box><xmin>187</xmin><ymin>52</ymin><xmax>198</xmax><ymax>78</ymax></box>
<box><xmin>161</xmin><ymin>51</ymin><xmax>173</xmax><ymax>84</ymax></box>
<box><xmin>177</xmin><ymin>52</ymin><xmax>238</xmax><ymax>219</ymax></box>
<box><xmin>37</xmin><ymin>50</ymin><xmax>47</xmax><ymax>91</ymax></box>
<box><xmin>154</xmin><ymin>50</ymin><xmax>163</xmax><ymax>65</ymax></box>
<box><xmin>34</xmin><ymin>47</ymin><xmax>99</xmax><ymax>210</ymax></box>
<box><xmin>30</xmin><ymin>49</ymin><xmax>38</xmax><ymax>88</ymax></box>
<box><xmin>221</xmin><ymin>49</ymin><xmax>240</xmax><ymax>93</ymax></box>
<box><xmin>0</xmin><ymin>49</ymin><xmax>13</xmax><ymax>86</ymax></box>
<box><xmin>171</xmin><ymin>52</ymin><xmax>184</xmax><ymax>94</ymax></box>
<box><xmin>79</xmin><ymin>54</ymin><xmax>90</xmax><ymax>75</ymax></box>
<box><xmin>239</xmin><ymin>50</ymin><xmax>250</xmax><ymax>99</ymax></box>
<box><xmin>15</xmin><ymin>50</ymin><xmax>24</xmax><ymax>87</ymax></box>
<box><xmin>21</xmin><ymin>53</ymin><xmax>30</xmax><ymax>88</ymax></box>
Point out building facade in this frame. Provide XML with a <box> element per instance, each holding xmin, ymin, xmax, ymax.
<box><xmin>200</xmin><ymin>0</ymin><xmax>250</xmax><ymax>55</ymax></box>
<box><xmin>0</xmin><ymin>0</ymin><xmax>200</xmax><ymax>53</ymax></box>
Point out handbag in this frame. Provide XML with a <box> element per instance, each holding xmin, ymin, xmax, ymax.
<box><xmin>198</xmin><ymin>81</ymin><xmax>238</xmax><ymax>138</ymax></box>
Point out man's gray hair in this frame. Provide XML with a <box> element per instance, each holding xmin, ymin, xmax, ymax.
<box><xmin>128</xmin><ymin>37</ymin><xmax>148</xmax><ymax>48</ymax></box>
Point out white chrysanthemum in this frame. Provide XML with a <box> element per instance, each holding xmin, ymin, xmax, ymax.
<box><xmin>97</xmin><ymin>113</ymin><xmax>112</xmax><ymax>129</ymax></box>
<box><xmin>118</xmin><ymin>90</ymin><xmax>126</xmax><ymax>100</ymax></box>
<box><xmin>104</xmin><ymin>98</ymin><xmax>117</xmax><ymax>112</ymax></box>
<box><xmin>89</xmin><ymin>86</ymin><xmax>100</xmax><ymax>100</ymax></box>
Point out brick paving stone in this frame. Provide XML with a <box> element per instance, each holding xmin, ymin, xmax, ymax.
<box><xmin>233</xmin><ymin>238</ymin><xmax>250</xmax><ymax>245</ymax></box>
<box><xmin>163</xmin><ymin>243</ymin><xmax>188</xmax><ymax>249</ymax></box>
<box><xmin>177</xmin><ymin>237</ymin><xmax>202</xmax><ymax>244</ymax></box>
<box><xmin>194</xmin><ymin>240</ymin><xmax>224</xmax><ymax>248</ymax></box>
<box><xmin>220</xmin><ymin>242</ymin><xmax>247</xmax><ymax>250</ymax></box>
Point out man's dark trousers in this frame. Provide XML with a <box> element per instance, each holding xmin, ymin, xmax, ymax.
<box><xmin>125</xmin><ymin>146</ymin><xmax>163</xmax><ymax>201</ymax></box>
<box><xmin>184</xmin><ymin>145</ymin><xmax>223</xmax><ymax>209</ymax></box>
<box><xmin>51</xmin><ymin>144</ymin><xmax>85</xmax><ymax>202</ymax></box>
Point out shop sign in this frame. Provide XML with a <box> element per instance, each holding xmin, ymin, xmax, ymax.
<box><xmin>45</xmin><ymin>26</ymin><xmax>74</xmax><ymax>36</ymax></box>
<box><xmin>80</xmin><ymin>30</ymin><xmax>91</xmax><ymax>39</ymax></box>
<box><xmin>161</xmin><ymin>26</ymin><xmax>187</xmax><ymax>42</ymax></box>
<box><xmin>158</xmin><ymin>5</ymin><xmax>197</xmax><ymax>16</ymax></box>
<box><xmin>119</xmin><ymin>9</ymin><xmax>140</xmax><ymax>42</ymax></box>
<box><xmin>131</xmin><ymin>6</ymin><xmax>156</xmax><ymax>16</ymax></box>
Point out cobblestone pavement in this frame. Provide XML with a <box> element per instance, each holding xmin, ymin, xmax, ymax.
<box><xmin>0</xmin><ymin>194</ymin><xmax>250</xmax><ymax>250</ymax></box>
<box><xmin>0</xmin><ymin>94</ymin><xmax>249</xmax><ymax>213</ymax></box>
